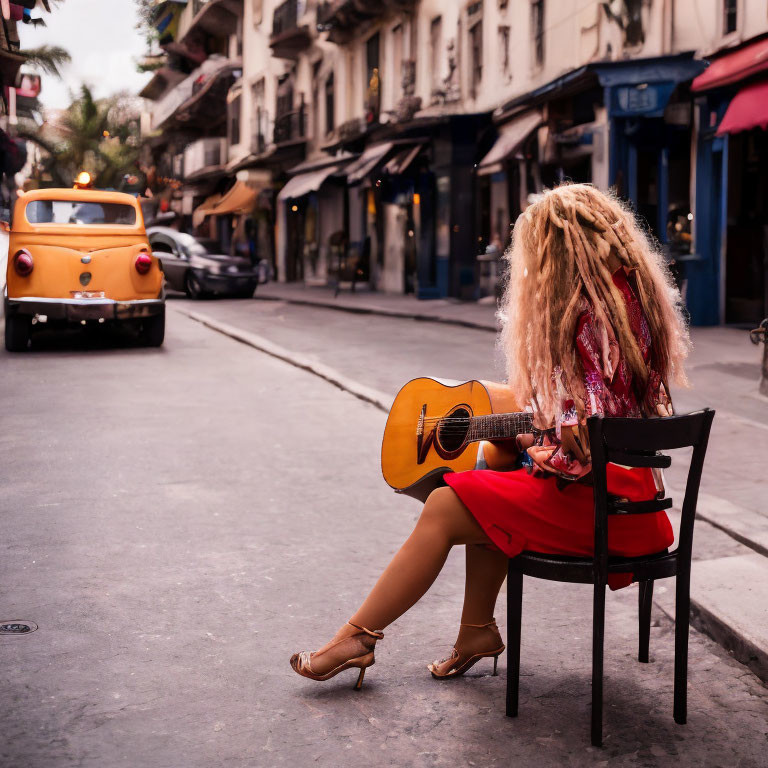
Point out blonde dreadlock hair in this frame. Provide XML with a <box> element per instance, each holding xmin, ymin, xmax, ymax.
<box><xmin>500</xmin><ymin>183</ymin><xmax>689</xmax><ymax>425</ymax></box>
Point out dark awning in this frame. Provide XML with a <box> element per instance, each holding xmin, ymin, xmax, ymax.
<box><xmin>382</xmin><ymin>144</ymin><xmax>423</xmax><ymax>175</ymax></box>
<box><xmin>344</xmin><ymin>142</ymin><xmax>394</xmax><ymax>184</ymax></box>
<box><xmin>477</xmin><ymin>111</ymin><xmax>542</xmax><ymax>176</ymax></box>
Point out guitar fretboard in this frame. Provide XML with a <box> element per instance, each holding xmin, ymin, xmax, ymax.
<box><xmin>466</xmin><ymin>412</ymin><xmax>535</xmax><ymax>443</ymax></box>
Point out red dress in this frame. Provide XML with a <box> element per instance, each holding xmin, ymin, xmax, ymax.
<box><xmin>445</xmin><ymin>269</ymin><xmax>675</xmax><ymax>590</ymax></box>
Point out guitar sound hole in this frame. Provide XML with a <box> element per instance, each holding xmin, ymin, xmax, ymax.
<box><xmin>437</xmin><ymin>408</ymin><xmax>470</xmax><ymax>452</ymax></box>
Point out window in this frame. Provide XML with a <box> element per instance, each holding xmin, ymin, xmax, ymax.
<box><xmin>365</xmin><ymin>33</ymin><xmax>381</xmax><ymax>122</ymax></box>
<box><xmin>228</xmin><ymin>93</ymin><xmax>241</xmax><ymax>146</ymax></box>
<box><xmin>252</xmin><ymin>78</ymin><xmax>266</xmax><ymax>153</ymax></box>
<box><xmin>312</xmin><ymin>61</ymin><xmax>321</xmax><ymax>142</ymax></box>
<box><xmin>276</xmin><ymin>74</ymin><xmax>294</xmax><ymax>118</ymax></box>
<box><xmin>723</xmin><ymin>0</ymin><xmax>737</xmax><ymax>34</ymax></box>
<box><xmin>531</xmin><ymin>0</ymin><xmax>544</xmax><ymax>68</ymax></box>
<box><xmin>150</xmin><ymin>237</ymin><xmax>175</xmax><ymax>254</ymax></box>
<box><xmin>430</xmin><ymin>16</ymin><xmax>442</xmax><ymax>94</ymax></box>
<box><xmin>469</xmin><ymin>18</ymin><xmax>483</xmax><ymax>98</ymax></box>
<box><xmin>27</xmin><ymin>200</ymin><xmax>137</xmax><ymax>226</ymax></box>
<box><xmin>392</xmin><ymin>24</ymin><xmax>404</xmax><ymax>99</ymax></box>
<box><xmin>499</xmin><ymin>25</ymin><xmax>510</xmax><ymax>79</ymax></box>
<box><xmin>325</xmin><ymin>71</ymin><xmax>335</xmax><ymax>134</ymax></box>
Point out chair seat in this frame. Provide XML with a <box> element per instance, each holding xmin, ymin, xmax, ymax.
<box><xmin>509</xmin><ymin>548</ymin><xmax>676</xmax><ymax>584</ymax></box>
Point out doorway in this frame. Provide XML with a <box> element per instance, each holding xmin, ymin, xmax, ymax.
<box><xmin>725</xmin><ymin>131</ymin><xmax>768</xmax><ymax>325</ymax></box>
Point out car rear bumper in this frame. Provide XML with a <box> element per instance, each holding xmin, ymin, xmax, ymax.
<box><xmin>200</xmin><ymin>273</ymin><xmax>258</xmax><ymax>292</ymax></box>
<box><xmin>6</xmin><ymin>296</ymin><xmax>165</xmax><ymax>322</ymax></box>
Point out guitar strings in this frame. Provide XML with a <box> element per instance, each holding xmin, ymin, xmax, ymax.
<box><xmin>419</xmin><ymin>413</ymin><xmax>535</xmax><ymax>438</ymax></box>
<box><xmin>421</xmin><ymin>415</ymin><xmax>533</xmax><ymax>423</ymax></box>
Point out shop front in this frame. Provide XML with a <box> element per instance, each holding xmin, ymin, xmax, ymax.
<box><xmin>597</xmin><ymin>54</ymin><xmax>706</xmax><ymax>250</ymax></box>
<box><xmin>691</xmin><ymin>37</ymin><xmax>768</xmax><ymax>326</ymax></box>
<box><xmin>277</xmin><ymin>156</ymin><xmax>352</xmax><ymax>285</ymax></box>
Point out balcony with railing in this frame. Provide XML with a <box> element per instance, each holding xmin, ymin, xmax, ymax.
<box><xmin>180</xmin><ymin>0</ymin><xmax>243</xmax><ymax>44</ymax></box>
<box><xmin>183</xmin><ymin>137</ymin><xmax>228</xmax><ymax>181</ymax></box>
<box><xmin>273</xmin><ymin>104</ymin><xmax>307</xmax><ymax>147</ymax></box>
<box><xmin>270</xmin><ymin>0</ymin><xmax>311</xmax><ymax>60</ymax></box>
<box><xmin>152</xmin><ymin>55</ymin><xmax>241</xmax><ymax>131</ymax></box>
<box><xmin>316</xmin><ymin>0</ymin><xmax>416</xmax><ymax>44</ymax></box>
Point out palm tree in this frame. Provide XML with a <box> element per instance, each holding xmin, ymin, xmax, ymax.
<box><xmin>20</xmin><ymin>85</ymin><xmax>142</xmax><ymax>190</ymax></box>
<box><xmin>17</xmin><ymin>45</ymin><xmax>71</xmax><ymax>78</ymax></box>
<box><xmin>56</xmin><ymin>85</ymin><xmax>141</xmax><ymax>189</ymax></box>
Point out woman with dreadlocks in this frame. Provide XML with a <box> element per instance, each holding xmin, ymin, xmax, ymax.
<box><xmin>290</xmin><ymin>184</ymin><xmax>689</xmax><ymax>688</ymax></box>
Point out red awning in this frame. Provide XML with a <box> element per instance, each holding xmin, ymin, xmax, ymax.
<box><xmin>716</xmin><ymin>80</ymin><xmax>768</xmax><ymax>135</ymax></box>
<box><xmin>692</xmin><ymin>37</ymin><xmax>768</xmax><ymax>92</ymax></box>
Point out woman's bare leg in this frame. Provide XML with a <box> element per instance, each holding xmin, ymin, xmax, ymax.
<box><xmin>449</xmin><ymin>544</ymin><xmax>508</xmax><ymax>659</ymax></box>
<box><xmin>350</xmin><ymin>487</ymin><xmax>491</xmax><ymax>629</ymax></box>
<box><xmin>460</xmin><ymin>544</ymin><xmax>509</xmax><ymax>625</ymax></box>
<box><xmin>303</xmin><ymin>487</ymin><xmax>491</xmax><ymax>675</ymax></box>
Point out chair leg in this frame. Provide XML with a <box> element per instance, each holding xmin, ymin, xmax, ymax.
<box><xmin>674</xmin><ymin>573</ymin><xmax>691</xmax><ymax>725</ymax></box>
<box><xmin>591</xmin><ymin>584</ymin><xmax>606</xmax><ymax>747</ymax></box>
<box><xmin>638</xmin><ymin>579</ymin><xmax>654</xmax><ymax>663</ymax></box>
<box><xmin>506</xmin><ymin>568</ymin><xmax>523</xmax><ymax>718</ymax></box>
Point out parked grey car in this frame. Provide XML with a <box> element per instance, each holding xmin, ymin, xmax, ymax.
<box><xmin>147</xmin><ymin>226</ymin><xmax>259</xmax><ymax>299</ymax></box>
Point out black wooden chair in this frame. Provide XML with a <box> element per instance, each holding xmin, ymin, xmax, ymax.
<box><xmin>505</xmin><ymin>409</ymin><xmax>715</xmax><ymax>747</ymax></box>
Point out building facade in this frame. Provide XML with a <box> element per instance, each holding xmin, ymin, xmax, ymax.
<box><xmin>141</xmin><ymin>0</ymin><xmax>768</xmax><ymax>325</ymax></box>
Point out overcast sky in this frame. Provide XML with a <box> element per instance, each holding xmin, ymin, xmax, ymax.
<box><xmin>21</xmin><ymin>0</ymin><xmax>151</xmax><ymax>109</ymax></box>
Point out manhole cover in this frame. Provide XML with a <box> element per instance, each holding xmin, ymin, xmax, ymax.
<box><xmin>0</xmin><ymin>621</ymin><xmax>38</xmax><ymax>635</ymax></box>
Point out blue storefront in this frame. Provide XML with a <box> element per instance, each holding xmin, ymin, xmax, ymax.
<box><xmin>487</xmin><ymin>55</ymin><xmax>707</xmax><ymax>317</ymax></box>
<box><xmin>594</xmin><ymin>56</ymin><xmax>707</xmax><ymax>322</ymax></box>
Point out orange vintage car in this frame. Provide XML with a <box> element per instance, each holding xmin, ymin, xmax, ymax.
<box><xmin>4</xmin><ymin>188</ymin><xmax>165</xmax><ymax>351</ymax></box>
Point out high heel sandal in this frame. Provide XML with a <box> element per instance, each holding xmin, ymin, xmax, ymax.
<box><xmin>290</xmin><ymin>622</ymin><xmax>384</xmax><ymax>690</ymax></box>
<box><xmin>428</xmin><ymin>619</ymin><xmax>505</xmax><ymax>679</ymax></box>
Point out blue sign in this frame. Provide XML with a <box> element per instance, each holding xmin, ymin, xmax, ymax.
<box><xmin>609</xmin><ymin>82</ymin><xmax>677</xmax><ymax>118</ymax></box>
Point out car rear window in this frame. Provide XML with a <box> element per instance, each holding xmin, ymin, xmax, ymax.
<box><xmin>26</xmin><ymin>199</ymin><xmax>137</xmax><ymax>226</ymax></box>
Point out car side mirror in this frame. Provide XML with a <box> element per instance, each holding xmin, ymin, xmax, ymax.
<box><xmin>0</xmin><ymin>221</ymin><xmax>10</xmax><ymax>232</ymax></box>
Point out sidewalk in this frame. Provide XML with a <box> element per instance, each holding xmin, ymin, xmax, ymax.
<box><xmin>256</xmin><ymin>281</ymin><xmax>500</xmax><ymax>330</ymax></box>
<box><xmin>240</xmin><ymin>281</ymin><xmax>768</xmax><ymax>680</ymax></box>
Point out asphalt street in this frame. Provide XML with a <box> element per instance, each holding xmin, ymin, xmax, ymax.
<box><xmin>2</xmin><ymin>305</ymin><xmax>767</xmax><ymax>767</ymax></box>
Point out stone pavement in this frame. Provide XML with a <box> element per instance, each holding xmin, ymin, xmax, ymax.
<box><xmin>189</xmin><ymin>281</ymin><xmax>768</xmax><ymax>682</ymax></box>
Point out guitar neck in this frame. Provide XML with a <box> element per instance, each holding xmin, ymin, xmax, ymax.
<box><xmin>466</xmin><ymin>412</ymin><xmax>534</xmax><ymax>443</ymax></box>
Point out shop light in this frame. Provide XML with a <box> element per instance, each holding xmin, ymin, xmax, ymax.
<box><xmin>413</xmin><ymin>193</ymin><xmax>420</xmax><ymax>205</ymax></box>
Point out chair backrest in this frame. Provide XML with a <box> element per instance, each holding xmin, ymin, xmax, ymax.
<box><xmin>586</xmin><ymin>410</ymin><xmax>715</xmax><ymax>584</ymax></box>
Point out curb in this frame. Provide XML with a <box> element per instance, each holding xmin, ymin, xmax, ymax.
<box><xmin>172</xmin><ymin>306</ymin><xmax>392</xmax><ymax>413</ymax></box>
<box><xmin>653</xmin><ymin>553</ymin><xmax>768</xmax><ymax>683</ymax></box>
<box><xmin>253</xmin><ymin>293</ymin><xmax>500</xmax><ymax>332</ymax></box>
<box><xmin>654</xmin><ymin>597</ymin><xmax>768</xmax><ymax>683</ymax></box>
<box><xmin>690</xmin><ymin>595</ymin><xmax>768</xmax><ymax>682</ymax></box>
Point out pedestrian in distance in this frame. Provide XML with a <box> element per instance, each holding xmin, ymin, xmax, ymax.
<box><xmin>290</xmin><ymin>183</ymin><xmax>691</xmax><ymax>689</ymax></box>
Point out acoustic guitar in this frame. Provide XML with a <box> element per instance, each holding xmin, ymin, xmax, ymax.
<box><xmin>381</xmin><ymin>378</ymin><xmax>540</xmax><ymax>501</ymax></box>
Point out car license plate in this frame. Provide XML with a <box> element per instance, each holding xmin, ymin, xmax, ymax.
<box><xmin>71</xmin><ymin>290</ymin><xmax>106</xmax><ymax>299</ymax></box>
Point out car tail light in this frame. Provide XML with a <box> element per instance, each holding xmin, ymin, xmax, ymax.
<box><xmin>135</xmin><ymin>250</ymin><xmax>152</xmax><ymax>275</ymax></box>
<box><xmin>13</xmin><ymin>249</ymin><xmax>33</xmax><ymax>277</ymax></box>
